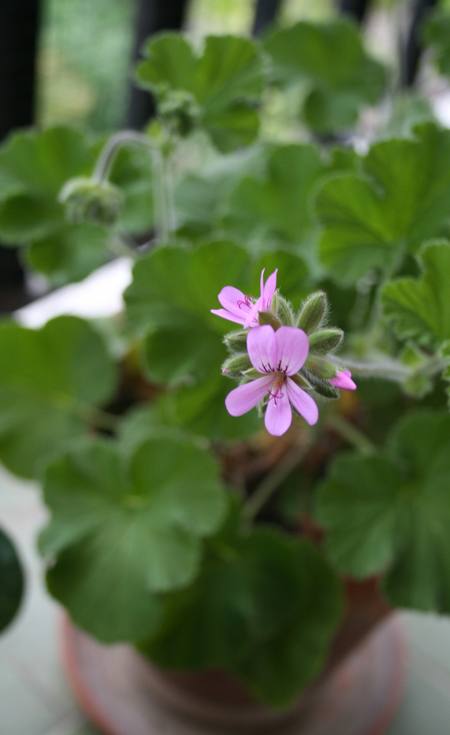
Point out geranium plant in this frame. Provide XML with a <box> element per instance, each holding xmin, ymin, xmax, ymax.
<box><xmin>2</xmin><ymin>14</ymin><xmax>450</xmax><ymax>712</ymax></box>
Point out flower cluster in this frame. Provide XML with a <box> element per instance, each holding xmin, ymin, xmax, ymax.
<box><xmin>212</xmin><ymin>269</ymin><xmax>356</xmax><ymax>436</ymax></box>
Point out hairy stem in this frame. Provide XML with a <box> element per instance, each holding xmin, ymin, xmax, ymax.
<box><xmin>243</xmin><ymin>437</ymin><xmax>314</xmax><ymax>524</ymax></box>
<box><xmin>326</xmin><ymin>414</ymin><xmax>377</xmax><ymax>455</ymax></box>
<box><xmin>93</xmin><ymin>131</ymin><xmax>154</xmax><ymax>184</ymax></box>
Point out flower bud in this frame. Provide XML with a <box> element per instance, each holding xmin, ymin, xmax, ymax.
<box><xmin>223</xmin><ymin>330</ymin><xmax>248</xmax><ymax>352</ymax></box>
<box><xmin>59</xmin><ymin>177</ymin><xmax>123</xmax><ymax>225</ymax></box>
<box><xmin>308</xmin><ymin>329</ymin><xmax>343</xmax><ymax>355</ymax></box>
<box><xmin>297</xmin><ymin>292</ymin><xmax>328</xmax><ymax>334</ymax></box>
<box><xmin>221</xmin><ymin>352</ymin><xmax>252</xmax><ymax>378</ymax></box>
<box><xmin>304</xmin><ymin>355</ymin><xmax>337</xmax><ymax>379</ymax></box>
<box><xmin>159</xmin><ymin>89</ymin><xmax>201</xmax><ymax>137</ymax></box>
<box><xmin>258</xmin><ymin>311</ymin><xmax>282</xmax><ymax>330</ymax></box>
<box><xmin>277</xmin><ymin>294</ymin><xmax>295</xmax><ymax>326</ymax></box>
<box><xmin>308</xmin><ymin>376</ymin><xmax>340</xmax><ymax>400</ymax></box>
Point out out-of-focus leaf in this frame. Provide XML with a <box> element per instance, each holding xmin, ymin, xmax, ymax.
<box><xmin>382</xmin><ymin>241</ymin><xmax>450</xmax><ymax>348</ymax></box>
<box><xmin>264</xmin><ymin>19</ymin><xmax>385</xmax><ymax>133</ymax></box>
<box><xmin>425</xmin><ymin>9</ymin><xmax>450</xmax><ymax>77</ymax></box>
<box><xmin>315</xmin><ymin>123</ymin><xmax>450</xmax><ymax>283</ymax></box>
<box><xmin>136</xmin><ymin>33</ymin><xmax>265</xmax><ymax>152</ymax></box>
<box><xmin>0</xmin><ymin>126</ymin><xmax>153</xmax><ymax>283</ymax></box>
<box><xmin>0</xmin><ymin>527</ymin><xmax>24</xmax><ymax>634</ymax></box>
<box><xmin>140</xmin><ymin>526</ymin><xmax>343</xmax><ymax>708</ymax></box>
<box><xmin>0</xmin><ymin>316</ymin><xmax>118</xmax><ymax>479</ymax></box>
<box><xmin>41</xmin><ymin>436</ymin><xmax>227</xmax><ymax>642</ymax></box>
<box><xmin>316</xmin><ymin>410</ymin><xmax>450</xmax><ymax>612</ymax></box>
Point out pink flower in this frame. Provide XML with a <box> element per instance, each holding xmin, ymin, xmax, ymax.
<box><xmin>225</xmin><ymin>325</ymin><xmax>319</xmax><ymax>436</ymax></box>
<box><xmin>211</xmin><ymin>269</ymin><xmax>277</xmax><ymax>328</ymax></box>
<box><xmin>330</xmin><ymin>370</ymin><xmax>356</xmax><ymax>391</ymax></box>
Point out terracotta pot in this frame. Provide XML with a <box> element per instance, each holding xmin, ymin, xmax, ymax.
<box><xmin>61</xmin><ymin>589</ymin><xmax>407</xmax><ymax>735</ymax></box>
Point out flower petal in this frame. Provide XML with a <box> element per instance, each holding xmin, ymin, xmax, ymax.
<box><xmin>210</xmin><ymin>308</ymin><xmax>245</xmax><ymax>325</ymax></box>
<box><xmin>275</xmin><ymin>327</ymin><xmax>310</xmax><ymax>375</ymax></box>
<box><xmin>247</xmin><ymin>325</ymin><xmax>277</xmax><ymax>373</ymax></box>
<box><xmin>218</xmin><ymin>286</ymin><xmax>252</xmax><ymax>319</ymax></box>
<box><xmin>265</xmin><ymin>388</ymin><xmax>292</xmax><ymax>436</ymax></box>
<box><xmin>262</xmin><ymin>269</ymin><xmax>277</xmax><ymax>310</ymax></box>
<box><xmin>286</xmin><ymin>378</ymin><xmax>319</xmax><ymax>425</ymax></box>
<box><xmin>225</xmin><ymin>376</ymin><xmax>274</xmax><ymax>416</ymax></box>
<box><xmin>243</xmin><ymin>300</ymin><xmax>260</xmax><ymax>328</ymax></box>
<box><xmin>330</xmin><ymin>370</ymin><xmax>357</xmax><ymax>391</ymax></box>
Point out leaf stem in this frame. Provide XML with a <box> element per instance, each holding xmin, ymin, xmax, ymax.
<box><xmin>326</xmin><ymin>414</ymin><xmax>377</xmax><ymax>455</ymax></box>
<box><xmin>242</xmin><ymin>437</ymin><xmax>314</xmax><ymax>524</ymax></box>
<box><xmin>93</xmin><ymin>131</ymin><xmax>155</xmax><ymax>184</ymax></box>
<box><xmin>340</xmin><ymin>357</ymin><xmax>410</xmax><ymax>382</ymax></box>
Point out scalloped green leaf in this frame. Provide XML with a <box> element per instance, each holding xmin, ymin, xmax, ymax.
<box><xmin>264</xmin><ymin>18</ymin><xmax>385</xmax><ymax>133</ymax></box>
<box><xmin>0</xmin><ymin>527</ymin><xmax>24</xmax><ymax>633</ymax></box>
<box><xmin>316</xmin><ymin>411</ymin><xmax>450</xmax><ymax>613</ymax></box>
<box><xmin>315</xmin><ymin>124</ymin><xmax>450</xmax><ymax>283</ymax></box>
<box><xmin>382</xmin><ymin>241</ymin><xmax>450</xmax><ymax>348</ymax></box>
<box><xmin>136</xmin><ymin>33</ymin><xmax>265</xmax><ymax>152</ymax></box>
<box><xmin>224</xmin><ymin>143</ymin><xmax>326</xmax><ymax>256</ymax></box>
<box><xmin>41</xmin><ymin>435</ymin><xmax>227</xmax><ymax>642</ymax></box>
<box><xmin>0</xmin><ymin>316</ymin><xmax>118</xmax><ymax>479</ymax></box>
<box><xmin>140</xmin><ymin>526</ymin><xmax>343</xmax><ymax>708</ymax></box>
<box><xmin>0</xmin><ymin>126</ymin><xmax>153</xmax><ymax>282</ymax></box>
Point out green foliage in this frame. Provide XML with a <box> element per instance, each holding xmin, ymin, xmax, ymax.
<box><xmin>223</xmin><ymin>143</ymin><xmax>327</xmax><ymax>256</ymax></box>
<box><xmin>0</xmin><ymin>527</ymin><xmax>24</xmax><ymax>634</ymax></box>
<box><xmin>264</xmin><ymin>18</ymin><xmax>386</xmax><ymax>133</ymax></box>
<box><xmin>0</xmin><ymin>126</ymin><xmax>152</xmax><ymax>283</ymax></box>
<box><xmin>41</xmin><ymin>435</ymin><xmax>227</xmax><ymax>642</ymax></box>
<box><xmin>316</xmin><ymin>411</ymin><xmax>450</xmax><ymax>612</ymax></box>
<box><xmin>315</xmin><ymin>124</ymin><xmax>450</xmax><ymax>283</ymax></box>
<box><xmin>140</xmin><ymin>525</ymin><xmax>343</xmax><ymax>708</ymax></box>
<box><xmin>425</xmin><ymin>9</ymin><xmax>450</xmax><ymax>77</ymax></box>
<box><xmin>136</xmin><ymin>33</ymin><xmax>265</xmax><ymax>152</ymax></box>
<box><xmin>124</xmin><ymin>241</ymin><xmax>308</xmax><ymax>440</ymax></box>
<box><xmin>382</xmin><ymin>241</ymin><xmax>450</xmax><ymax>348</ymax></box>
<box><xmin>0</xmin><ymin>316</ymin><xmax>117</xmax><ymax>479</ymax></box>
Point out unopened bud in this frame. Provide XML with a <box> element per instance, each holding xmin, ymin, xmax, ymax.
<box><xmin>258</xmin><ymin>311</ymin><xmax>282</xmax><ymax>330</ymax></box>
<box><xmin>297</xmin><ymin>292</ymin><xmax>328</xmax><ymax>334</ymax></box>
<box><xmin>308</xmin><ymin>376</ymin><xmax>340</xmax><ymax>400</ymax></box>
<box><xmin>308</xmin><ymin>329</ymin><xmax>343</xmax><ymax>355</ymax></box>
<box><xmin>59</xmin><ymin>177</ymin><xmax>123</xmax><ymax>225</ymax></box>
<box><xmin>304</xmin><ymin>355</ymin><xmax>337</xmax><ymax>379</ymax></box>
<box><xmin>222</xmin><ymin>353</ymin><xmax>252</xmax><ymax>378</ymax></box>
<box><xmin>224</xmin><ymin>330</ymin><xmax>248</xmax><ymax>352</ymax></box>
<box><xmin>159</xmin><ymin>89</ymin><xmax>201</xmax><ymax>137</ymax></box>
<box><xmin>277</xmin><ymin>294</ymin><xmax>294</xmax><ymax>326</ymax></box>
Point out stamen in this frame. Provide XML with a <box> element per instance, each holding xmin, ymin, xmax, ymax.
<box><xmin>237</xmin><ymin>295</ymin><xmax>253</xmax><ymax>310</ymax></box>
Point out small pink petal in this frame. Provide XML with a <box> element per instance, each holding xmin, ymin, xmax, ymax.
<box><xmin>275</xmin><ymin>327</ymin><xmax>310</xmax><ymax>375</ymax></box>
<box><xmin>247</xmin><ymin>325</ymin><xmax>277</xmax><ymax>374</ymax></box>
<box><xmin>210</xmin><ymin>308</ymin><xmax>245</xmax><ymax>325</ymax></box>
<box><xmin>218</xmin><ymin>286</ymin><xmax>252</xmax><ymax>319</ymax></box>
<box><xmin>262</xmin><ymin>269</ymin><xmax>277</xmax><ymax>310</ymax></box>
<box><xmin>265</xmin><ymin>388</ymin><xmax>292</xmax><ymax>436</ymax></box>
<box><xmin>225</xmin><ymin>375</ymin><xmax>274</xmax><ymax>416</ymax></box>
<box><xmin>330</xmin><ymin>370</ymin><xmax>357</xmax><ymax>391</ymax></box>
<box><xmin>286</xmin><ymin>378</ymin><xmax>319</xmax><ymax>425</ymax></box>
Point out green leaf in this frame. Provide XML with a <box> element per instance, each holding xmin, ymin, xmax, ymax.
<box><xmin>316</xmin><ymin>410</ymin><xmax>450</xmax><ymax>613</ymax></box>
<box><xmin>425</xmin><ymin>9</ymin><xmax>450</xmax><ymax>78</ymax></box>
<box><xmin>264</xmin><ymin>19</ymin><xmax>385</xmax><ymax>133</ymax></box>
<box><xmin>316</xmin><ymin>124</ymin><xmax>450</xmax><ymax>283</ymax></box>
<box><xmin>140</xmin><ymin>526</ymin><xmax>343</xmax><ymax>707</ymax></box>
<box><xmin>0</xmin><ymin>316</ymin><xmax>117</xmax><ymax>479</ymax></box>
<box><xmin>41</xmin><ymin>436</ymin><xmax>227</xmax><ymax>642</ymax></box>
<box><xmin>224</xmin><ymin>143</ymin><xmax>327</xmax><ymax>256</ymax></box>
<box><xmin>26</xmin><ymin>223</ymin><xmax>111</xmax><ymax>287</ymax></box>
<box><xmin>0</xmin><ymin>527</ymin><xmax>24</xmax><ymax>633</ymax></box>
<box><xmin>382</xmin><ymin>240</ymin><xmax>450</xmax><ymax>347</ymax></box>
<box><xmin>136</xmin><ymin>33</ymin><xmax>265</xmax><ymax>152</ymax></box>
<box><xmin>0</xmin><ymin>126</ymin><xmax>153</xmax><ymax>282</ymax></box>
